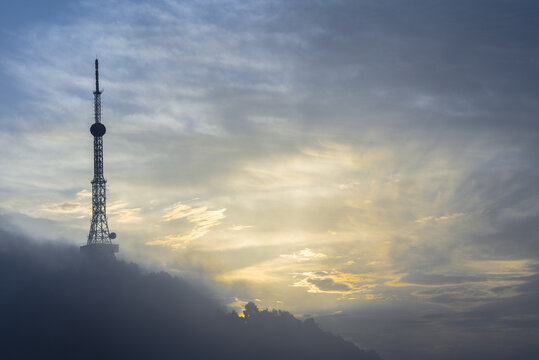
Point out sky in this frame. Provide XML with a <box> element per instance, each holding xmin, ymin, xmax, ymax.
<box><xmin>1</xmin><ymin>1</ymin><xmax>538</xmax><ymax>359</ymax></box>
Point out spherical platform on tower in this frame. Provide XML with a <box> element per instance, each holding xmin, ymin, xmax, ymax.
<box><xmin>90</xmin><ymin>122</ymin><xmax>106</xmax><ymax>137</ymax></box>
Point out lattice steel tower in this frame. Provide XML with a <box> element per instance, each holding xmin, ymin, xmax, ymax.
<box><xmin>81</xmin><ymin>59</ymin><xmax>119</xmax><ymax>256</ymax></box>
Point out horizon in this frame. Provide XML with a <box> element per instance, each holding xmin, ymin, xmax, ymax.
<box><xmin>1</xmin><ymin>1</ymin><xmax>539</xmax><ymax>359</ymax></box>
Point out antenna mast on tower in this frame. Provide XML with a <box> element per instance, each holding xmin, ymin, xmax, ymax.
<box><xmin>81</xmin><ymin>59</ymin><xmax>119</xmax><ymax>256</ymax></box>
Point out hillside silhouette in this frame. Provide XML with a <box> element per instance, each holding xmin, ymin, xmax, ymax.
<box><xmin>0</xmin><ymin>228</ymin><xmax>381</xmax><ymax>360</ymax></box>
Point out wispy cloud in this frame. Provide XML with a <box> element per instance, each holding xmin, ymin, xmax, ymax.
<box><xmin>228</xmin><ymin>225</ymin><xmax>253</xmax><ymax>231</ymax></box>
<box><xmin>281</xmin><ymin>248</ymin><xmax>327</xmax><ymax>261</ymax></box>
<box><xmin>415</xmin><ymin>212</ymin><xmax>465</xmax><ymax>224</ymax></box>
<box><xmin>38</xmin><ymin>190</ymin><xmax>91</xmax><ymax>219</ymax></box>
<box><xmin>292</xmin><ymin>270</ymin><xmax>377</xmax><ymax>297</ymax></box>
<box><xmin>147</xmin><ymin>202</ymin><xmax>226</xmax><ymax>248</ymax></box>
<box><xmin>108</xmin><ymin>202</ymin><xmax>143</xmax><ymax>223</ymax></box>
<box><xmin>41</xmin><ymin>201</ymin><xmax>85</xmax><ymax>215</ymax></box>
<box><xmin>38</xmin><ymin>191</ymin><xmax>142</xmax><ymax>223</ymax></box>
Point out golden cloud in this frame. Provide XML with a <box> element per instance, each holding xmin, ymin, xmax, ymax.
<box><xmin>147</xmin><ymin>201</ymin><xmax>226</xmax><ymax>248</ymax></box>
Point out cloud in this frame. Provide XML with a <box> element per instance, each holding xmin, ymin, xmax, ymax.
<box><xmin>76</xmin><ymin>189</ymin><xmax>92</xmax><ymax>198</ymax></box>
<box><xmin>228</xmin><ymin>224</ymin><xmax>253</xmax><ymax>231</ymax></box>
<box><xmin>108</xmin><ymin>202</ymin><xmax>142</xmax><ymax>223</ymax></box>
<box><xmin>37</xmin><ymin>192</ymin><xmax>142</xmax><ymax>223</ymax></box>
<box><xmin>37</xmin><ymin>192</ymin><xmax>90</xmax><ymax>220</ymax></box>
<box><xmin>293</xmin><ymin>270</ymin><xmax>376</xmax><ymax>297</ymax></box>
<box><xmin>281</xmin><ymin>248</ymin><xmax>327</xmax><ymax>261</ymax></box>
<box><xmin>400</xmin><ymin>273</ymin><xmax>486</xmax><ymax>286</ymax></box>
<box><xmin>310</xmin><ymin>278</ymin><xmax>351</xmax><ymax>292</ymax></box>
<box><xmin>147</xmin><ymin>201</ymin><xmax>226</xmax><ymax>248</ymax></box>
<box><xmin>41</xmin><ymin>201</ymin><xmax>84</xmax><ymax>214</ymax></box>
<box><xmin>415</xmin><ymin>213</ymin><xmax>465</xmax><ymax>224</ymax></box>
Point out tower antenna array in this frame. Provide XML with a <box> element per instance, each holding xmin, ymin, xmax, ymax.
<box><xmin>81</xmin><ymin>59</ymin><xmax>119</xmax><ymax>256</ymax></box>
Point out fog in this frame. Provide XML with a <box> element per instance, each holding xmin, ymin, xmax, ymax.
<box><xmin>0</xmin><ymin>226</ymin><xmax>380</xmax><ymax>360</ymax></box>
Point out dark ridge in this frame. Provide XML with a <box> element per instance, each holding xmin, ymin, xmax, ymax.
<box><xmin>0</xmin><ymin>228</ymin><xmax>381</xmax><ymax>360</ymax></box>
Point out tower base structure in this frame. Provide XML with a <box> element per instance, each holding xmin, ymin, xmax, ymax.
<box><xmin>80</xmin><ymin>243</ymin><xmax>119</xmax><ymax>256</ymax></box>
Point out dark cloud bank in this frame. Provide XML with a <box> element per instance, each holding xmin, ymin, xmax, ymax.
<box><xmin>0</xmin><ymin>227</ymin><xmax>380</xmax><ymax>360</ymax></box>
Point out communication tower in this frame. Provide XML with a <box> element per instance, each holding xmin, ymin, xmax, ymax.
<box><xmin>80</xmin><ymin>59</ymin><xmax>119</xmax><ymax>256</ymax></box>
